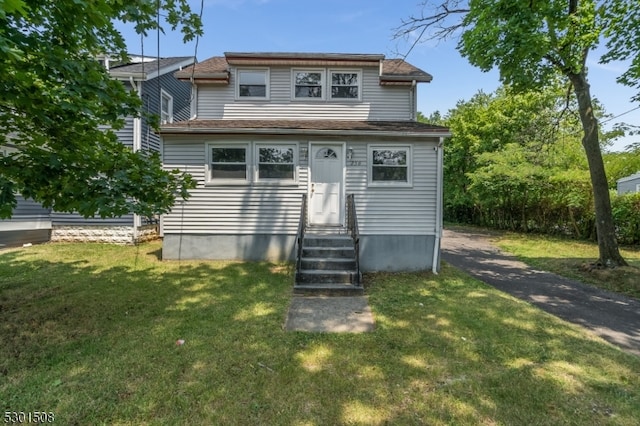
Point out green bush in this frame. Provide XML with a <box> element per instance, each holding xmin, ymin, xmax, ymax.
<box><xmin>612</xmin><ymin>192</ymin><xmax>640</xmax><ymax>246</ymax></box>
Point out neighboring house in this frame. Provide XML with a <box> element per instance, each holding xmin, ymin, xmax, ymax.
<box><xmin>159</xmin><ymin>52</ymin><xmax>451</xmax><ymax>273</ymax></box>
<box><xmin>0</xmin><ymin>144</ymin><xmax>52</xmax><ymax>249</ymax></box>
<box><xmin>617</xmin><ymin>172</ymin><xmax>640</xmax><ymax>195</ymax></box>
<box><xmin>50</xmin><ymin>55</ymin><xmax>196</xmax><ymax>244</ymax></box>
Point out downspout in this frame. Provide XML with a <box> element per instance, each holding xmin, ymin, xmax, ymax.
<box><xmin>130</xmin><ymin>76</ymin><xmax>143</xmax><ymax>242</ymax></box>
<box><xmin>190</xmin><ymin>81</ymin><xmax>198</xmax><ymax>120</ymax></box>
<box><xmin>411</xmin><ymin>80</ymin><xmax>417</xmax><ymax>121</ymax></box>
<box><xmin>432</xmin><ymin>137</ymin><xmax>445</xmax><ymax>273</ymax></box>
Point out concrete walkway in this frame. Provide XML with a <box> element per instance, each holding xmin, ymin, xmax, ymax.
<box><xmin>441</xmin><ymin>228</ymin><xmax>640</xmax><ymax>356</ymax></box>
<box><xmin>284</xmin><ymin>296</ymin><xmax>375</xmax><ymax>333</ymax></box>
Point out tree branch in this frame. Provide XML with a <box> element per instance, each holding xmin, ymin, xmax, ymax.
<box><xmin>393</xmin><ymin>1</ymin><xmax>470</xmax><ymax>44</ymax></box>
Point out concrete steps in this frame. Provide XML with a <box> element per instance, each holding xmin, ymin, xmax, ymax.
<box><xmin>294</xmin><ymin>228</ymin><xmax>363</xmax><ymax>296</ymax></box>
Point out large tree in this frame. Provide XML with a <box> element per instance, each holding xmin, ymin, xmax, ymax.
<box><xmin>398</xmin><ymin>0</ymin><xmax>639</xmax><ymax>267</ymax></box>
<box><xmin>0</xmin><ymin>0</ymin><xmax>202</xmax><ymax>219</ymax></box>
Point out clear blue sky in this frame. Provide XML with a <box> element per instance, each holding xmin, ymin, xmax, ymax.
<box><xmin>117</xmin><ymin>0</ymin><xmax>639</xmax><ymax>151</ymax></box>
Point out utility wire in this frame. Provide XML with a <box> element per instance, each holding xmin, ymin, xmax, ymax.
<box><xmin>600</xmin><ymin>105</ymin><xmax>640</xmax><ymax>125</ymax></box>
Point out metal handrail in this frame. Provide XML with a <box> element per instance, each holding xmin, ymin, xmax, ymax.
<box><xmin>295</xmin><ymin>194</ymin><xmax>307</xmax><ymax>279</ymax></box>
<box><xmin>346</xmin><ymin>194</ymin><xmax>361</xmax><ymax>286</ymax></box>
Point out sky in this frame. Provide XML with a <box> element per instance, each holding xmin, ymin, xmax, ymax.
<box><xmin>116</xmin><ymin>0</ymin><xmax>639</xmax><ymax>151</ymax></box>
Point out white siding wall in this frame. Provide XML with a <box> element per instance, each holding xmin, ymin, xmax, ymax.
<box><xmin>163</xmin><ymin>136</ymin><xmax>438</xmax><ymax>236</ymax></box>
<box><xmin>162</xmin><ymin>136</ymin><xmax>307</xmax><ymax>234</ymax></box>
<box><xmin>345</xmin><ymin>140</ymin><xmax>438</xmax><ymax>235</ymax></box>
<box><xmin>196</xmin><ymin>66</ymin><xmax>413</xmax><ymax>121</ymax></box>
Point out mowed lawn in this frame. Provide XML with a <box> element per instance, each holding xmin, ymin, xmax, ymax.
<box><xmin>1</xmin><ymin>241</ymin><xmax>639</xmax><ymax>425</ymax></box>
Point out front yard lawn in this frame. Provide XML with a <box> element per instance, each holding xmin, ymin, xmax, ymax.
<box><xmin>1</xmin><ymin>242</ymin><xmax>639</xmax><ymax>425</ymax></box>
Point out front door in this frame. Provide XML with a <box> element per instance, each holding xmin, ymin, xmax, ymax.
<box><xmin>309</xmin><ymin>144</ymin><xmax>343</xmax><ymax>225</ymax></box>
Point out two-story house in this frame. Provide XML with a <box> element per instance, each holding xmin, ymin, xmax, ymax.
<box><xmin>159</xmin><ymin>52</ymin><xmax>450</xmax><ymax>274</ymax></box>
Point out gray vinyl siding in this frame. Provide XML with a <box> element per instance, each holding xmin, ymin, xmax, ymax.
<box><xmin>196</xmin><ymin>66</ymin><xmax>413</xmax><ymax>121</ymax></box>
<box><xmin>162</xmin><ymin>135</ymin><xmax>307</xmax><ymax>234</ymax></box>
<box><xmin>105</xmin><ymin>81</ymin><xmax>135</xmax><ymax>149</ymax></box>
<box><xmin>617</xmin><ymin>174</ymin><xmax>640</xmax><ymax>195</ymax></box>
<box><xmin>345</xmin><ymin>140</ymin><xmax>438</xmax><ymax>235</ymax></box>
<box><xmin>113</xmin><ymin>116</ymin><xmax>135</xmax><ymax>149</ymax></box>
<box><xmin>162</xmin><ymin>136</ymin><xmax>438</xmax><ymax>236</ymax></box>
<box><xmin>141</xmin><ymin>72</ymin><xmax>192</xmax><ymax>153</ymax></box>
<box><xmin>50</xmin><ymin>212</ymin><xmax>133</xmax><ymax>226</ymax></box>
<box><xmin>0</xmin><ymin>196</ymin><xmax>51</xmax><ymax>231</ymax></box>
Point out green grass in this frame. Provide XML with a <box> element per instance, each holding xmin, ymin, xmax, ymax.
<box><xmin>490</xmin><ymin>231</ymin><xmax>640</xmax><ymax>299</ymax></box>
<box><xmin>1</xmin><ymin>241</ymin><xmax>639</xmax><ymax>425</ymax></box>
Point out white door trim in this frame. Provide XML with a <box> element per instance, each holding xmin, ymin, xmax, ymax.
<box><xmin>308</xmin><ymin>142</ymin><xmax>346</xmax><ymax>226</ymax></box>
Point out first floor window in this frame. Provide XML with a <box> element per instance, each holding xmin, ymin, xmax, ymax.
<box><xmin>257</xmin><ymin>145</ymin><xmax>296</xmax><ymax>180</ymax></box>
<box><xmin>369</xmin><ymin>145</ymin><xmax>412</xmax><ymax>186</ymax></box>
<box><xmin>209</xmin><ymin>145</ymin><xmax>248</xmax><ymax>181</ymax></box>
<box><xmin>206</xmin><ymin>142</ymin><xmax>298</xmax><ymax>185</ymax></box>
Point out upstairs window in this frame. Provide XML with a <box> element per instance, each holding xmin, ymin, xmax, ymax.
<box><xmin>160</xmin><ymin>90</ymin><xmax>173</xmax><ymax>124</ymax></box>
<box><xmin>330</xmin><ymin>71</ymin><xmax>360</xmax><ymax>100</ymax></box>
<box><xmin>237</xmin><ymin>69</ymin><xmax>268</xmax><ymax>99</ymax></box>
<box><xmin>256</xmin><ymin>145</ymin><xmax>296</xmax><ymax>181</ymax></box>
<box><xmin>368</xmin><ymin>145</ymin><xmax>412</xmax><ymax>187</ymax></box>
<box><xmin>293</xmin><ymin>70</ymin><xmax>324</xmax><ymax>99</ymax></box>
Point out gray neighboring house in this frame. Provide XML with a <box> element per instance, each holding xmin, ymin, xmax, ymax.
<box><xmin>159</xmin><ymin>52</ymin><xmax>451</xmax><ymax>272</ymax></box>
<box><xmin>617</xmin><ymin>172</ymin><xmax>640</xmax><ymax>195</ymax></box>
<box><xmin>0</xmin><ymin>55</ymin><xmax>195</xmax><ymax>248</ymax></box>
<box><xmin>51</xmin><ymin>55</ymin><xmax>196</xmax><ymax>244</ymax></box>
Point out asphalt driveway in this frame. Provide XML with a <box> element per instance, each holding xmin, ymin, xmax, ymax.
<box><xmin>441</xmin><ymin>228</ymin><xmax>640</xmax><ymax>357</ymax></box>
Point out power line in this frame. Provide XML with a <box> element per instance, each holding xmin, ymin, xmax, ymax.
<box><xmin>601</xmin><ymin>105</ymin><xmax>640</xmax><ymax>125</ymax></box>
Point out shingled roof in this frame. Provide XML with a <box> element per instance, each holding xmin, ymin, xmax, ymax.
<box><xmin>109</xmin><ymin>56</ymin><xmax>195</xmax><ymax>80</ymax></box>
<box><xmin>160</xmin><ymin>119</ymin><xmax>449</xmax><ymax>137</ymax></box>
<box><xmin>174</xmin><ymin>52</ymin><xmax>432</xmax><ymax>85</ymax></box>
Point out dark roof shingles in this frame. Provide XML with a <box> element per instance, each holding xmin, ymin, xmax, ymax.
<box><xmin>110</xmin><ymin>56</ymin><xmax>194</xmax><ymax>75</ymax></box>
<box><xmin>161</xmin><ymin>119</ymin><xmax>449</xmax><ymax>134</ymax></box>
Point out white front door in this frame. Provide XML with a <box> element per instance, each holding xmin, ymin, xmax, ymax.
<box><xmin>309</xmin><ymin>144</ymin><xmax>343</xmax><ymax>225</ymax></box>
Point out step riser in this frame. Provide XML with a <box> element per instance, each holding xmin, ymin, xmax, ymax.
<box><xmin>293</xmin><ymin>285</ymin><xmax>364</xmax><ymax>296</ymax></box>
<box><xmin>296</xmin><ymin>271</ymin><xmax>358</xmax><ymax>284</ymax></box>
<box><xmin>302</xmin><ymin>248</ymin><xmax>354</xmax><ymax>258</ymax></box>
<box><xmin>303</xmin><ymin>237</ymin><xmax>354</xmax><ymax>248</ymax></box>
<box><xmin>301</xmin><ymin>259</ymin><xmax>357</xmax><ymax>270</ymax></box>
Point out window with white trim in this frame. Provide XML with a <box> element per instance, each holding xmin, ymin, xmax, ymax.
<box><xmin>160</xmin><ymin>90</ymin><xmax>173</xmax><ymax>124</ymax></box>
<box><xmin>237</xmin><ymin>69</ymin><xmax>269</xmax><ymax>99</ymax></box>
<box><xmin>330</xmin><ymin>70</ymin><xmax>361</xmax><ymax>100</ymax></box>
<box><xmin>293</xmin><ymin>69</ymin><xmax>324</xmax><ymax>99</ymax></box>
<box><xmin>368</xmin><ymin>145</ymin><xmax>412</xmax><ymax>186</ymax></box>
<box><xmin>256</xmin><ymin>144</ymin><xmax>297</xmax><ymax>182</ymax></box>
<box><xmin>207</xmin><ymin>144</ymin><xmax>250</xmax><ymax>184</ymax></box>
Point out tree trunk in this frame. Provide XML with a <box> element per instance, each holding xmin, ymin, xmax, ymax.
<box><xmin>568</xmin><ymin>71</ymin><xmax>627</xmax><ymax>267</ymax></box>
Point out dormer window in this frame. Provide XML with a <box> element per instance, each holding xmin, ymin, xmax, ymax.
<box><xmin>330</xmin><ymin>70</ymin><xmax>361</xmax><ymax>100</ymax></box>
<box><xmin>293</xmin><ymin>70</ymin><xmax>324</xmax><ymax>99</ymax></box>
<box><xmin>237</xmin><ymin>69</ymin><xmax>269</xmax><ymax>99</ymax></box>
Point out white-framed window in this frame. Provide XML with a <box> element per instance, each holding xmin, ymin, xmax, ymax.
<box><xmin>237</xmin><ymin>69</ymin><xmax>269</xmax><ymax>99</ymax></box>
<box><xmin>160</xmin><ymin>90</ymin><xmax>173</xmax><ymax>124</ymax></box>
<box><xmin>206</xmin><ymin>143</ymin><xmax>251</xmax><ymax>184</ymax></box>
<box><xmin>329</xmin><ymin>70</ymin><xmax>361</xmax><ymax>101</ymax></box>
<box><xmin>255</xmin><ymin>143</ymin><xmax>297</xmax><ymax>183</ymax></box>
<box><xmin>292</xmin><ymin>69</ymin><xmax>324</xmax><ymax>99</ymax></box>
<box><xmin>368</xmin><ymin>145</ymin><xmax>412</xmax><ymax>187</ymax></box>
